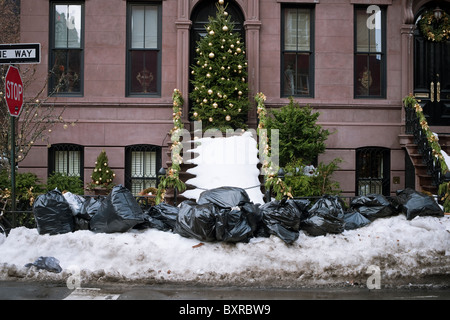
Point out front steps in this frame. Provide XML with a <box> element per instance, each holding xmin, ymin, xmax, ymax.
<box><xmin>400</xmin><ymin>133</ymin><xmax>450</xmax><ymax>194</ymax></box>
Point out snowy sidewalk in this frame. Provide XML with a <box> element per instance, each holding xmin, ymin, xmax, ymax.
<box><xmin>1</xmin><ymin>214</ymin><xmax>449</xmax><ymax>287</ymax></box>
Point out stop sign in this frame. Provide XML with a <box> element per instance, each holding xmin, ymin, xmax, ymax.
<box><xmin>4</xmin><ymin>65</ymin><xmax>23</xmax><ymax>117</ymax></box>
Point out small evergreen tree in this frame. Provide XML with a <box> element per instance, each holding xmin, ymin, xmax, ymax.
<box><xmin>89</xmin><ymin>150</ymin><xmax>115</xmax><ymax>190</ymax></box>
<box><xmin>189</xmin><ymin>0</ymin><xmax>249</xmax><ymax>131</ymax></box>
<box><xmin>267</xmin><ymin>98</ymin><xmax>331</xmax><ymax>167</ymax></box>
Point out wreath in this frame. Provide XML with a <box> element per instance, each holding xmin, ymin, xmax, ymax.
<box><xmin>418</xmin><ymin>10</ymin><xmax>450</xmax><ymax>42</ymax></box>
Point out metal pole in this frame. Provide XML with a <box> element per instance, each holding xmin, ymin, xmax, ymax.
<box><xmin>10</xmin><ymin>116</ymin><xmax>16</xmax><ymax>226</ymax></box>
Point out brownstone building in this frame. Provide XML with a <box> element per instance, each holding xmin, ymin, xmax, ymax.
<box><xmin>17</xmin><ymin>0</ymin><xmax>450</xmax><ymax>197</ymax></box>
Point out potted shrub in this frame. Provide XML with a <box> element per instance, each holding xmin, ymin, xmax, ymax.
<box><xmin>86</xmin><ymin>150</ymin><xmax>115</xmax><ymax>195</ymax></box>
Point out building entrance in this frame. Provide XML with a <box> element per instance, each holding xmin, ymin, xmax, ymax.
<box><xmin>414</xmin><ymin>3</ymin><xmax>450</xmax><ymax>126</ymax></box>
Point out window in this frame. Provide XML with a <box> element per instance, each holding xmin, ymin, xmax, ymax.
<box><xmin>281</xmin><ymin>6</ymin><xmax>314</xmax><ymax>97</ymax></box>
<box><xmin>356</xmin><ymin>147</ymin><xmax>390</xmax><ymax>196</ymax></box>
<box><xmin>127</xmin><ymin>3</ymin><xmax>161</xmax><ymax>96</ymax></box>
<box><xmin>354</xmin><ymin>6</ymin><xmax>386</xmax><ymax>98</ymax></box>
<box><xmin>49</xmin><ymin>2</ymin><xmax>84</xmax><ymax>95</ymax></box>
<box><xmin>125</xmin><ymin>145</ymin><xmax>161</xmax><ymax>195</ymax></box>
<box><xmin>48</xmin><ymin>144</ymin><xmax>84</xmax><ymax>178</ymax></box>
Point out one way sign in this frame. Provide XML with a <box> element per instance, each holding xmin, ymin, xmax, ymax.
<box><xmin>0</xmin><ymin>43</ymin><xmax>41</xmax><ymax>64</ymax></box>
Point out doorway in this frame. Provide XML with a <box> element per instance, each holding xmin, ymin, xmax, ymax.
<box><xmin>414</xmin><ymin>3</ymin><xmax>450</xmax><ymax>126</ymax></box>
<box><xmin>189</xmin><ymin>0</ymin><xmax>245</xmax><ymax>115</ymax></box>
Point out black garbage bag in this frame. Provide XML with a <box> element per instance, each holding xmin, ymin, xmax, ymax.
<box><xmin>301</xmin><ymin>207</ymin><xmax>345</xmax><ymax>236</ymax></box>
<box><xmin>308</xmin><ymin>195</ymin><xmax>345</xmax><ymax>217</ymax></box>
<box><xmin>33</xmin><ymin>189</ymin><xmax>75</xmax><ymax>235</ymax></box>
<box><xmin>196</xmin><ymin>186</ymin><xmax>262</xmax><ymax>242</ymax></box>
<box><xmin>301</xmin><ymin>195</ymin><xmax>345</xmax><ymax>236</ymax></box>
<box><xmin>396</xmin><ymin>188</ymin><xmax>444</xmax><ymax>220</ymax></box>
<box><xmin>197</xmin><ymin>186</ymin><xmax>251</xmax><ymax>208</ymax></box>
<box><xmin>89</xmin><ymin>185</ymin><xmax>145</xmax><ymax>233</ymax></box>
<box><xmin>344</xmin><ymin>210</ymin><xmax>371</xmax><ymax>230</ymax></box>
<box><xmin>350</xmin><ymin>194</ymin><xmax>397</xmax><ymax>221</ymax></box>
<box><xmin>240</xmin><ymin>202</ymin><xmax>262</xmax><ymax>234</ymax></box>
<box><xmin>174</xmin><ymin>200</ymin><xmax>218</xmax><ymax>242</ymax></box>
<box><xmin>62</xmin><ymin>191</ymin><xmax>85</xmax><ymax>216</ymax></box>
<box><xmin>74</xmin><ymin>197</ymin><xmax>103</xmax><ymax>231</ymax></box>
<box><xmin>79</xmin><ymin>197</ymin><xmax>103</xmax><ymax>220</ymax></box>
<box><xmin>24</xmin><ymin>256</ymin><xmax>62</xmax><ymax>273</ymax></box>
<box><xmin>215</xmin><ymin>206</ymin><xmax>258</xmax><ymax>243</ymax></box>
<box><xmin>142</xmin><ymin>203</ymin><xmax>179</xmax><ymax>231</ymax></box>
<box><xmin>259</xmin><ymin>198</ymin><xmax>303</xmax><ymax>244</ymax></box>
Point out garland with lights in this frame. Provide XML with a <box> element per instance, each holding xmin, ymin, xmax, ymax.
<box><xmin>255</xmin><ymin>92</ymin><xmax>293</xmax><ymax>200</ymax></box>
<box><xmin>156</xmin><ymin>89</ymin><xmax>186</xmax><ymax>204</ymax></box>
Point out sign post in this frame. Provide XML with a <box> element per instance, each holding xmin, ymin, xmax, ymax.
<box><xmin>4</xmin><ymin>65</ymin><xmax>24</xmax><ymax>215</ymax></box>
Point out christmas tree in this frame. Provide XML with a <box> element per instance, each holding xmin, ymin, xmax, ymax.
<box><xmin>89</xmin><ymin>150</ymin><xmax>115</xmax><ymax>190</ymax></box>
<box><xmin>189</xmin><ymin>0</ymin><xmax>249</xmax><ymax>131</ymax></box>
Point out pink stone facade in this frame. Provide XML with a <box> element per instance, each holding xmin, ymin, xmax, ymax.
<box><xmin>17</xmin><ymin>0</ymin><xmax>448</xmax><ymax>196</ymax></box>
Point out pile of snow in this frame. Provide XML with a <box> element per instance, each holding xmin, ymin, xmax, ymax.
<box><xmin>1</xmin><ymin>214</ymin><xmax>449</xmax><ymax>287</ymax></box>
<box><xmin>181</xmin><ymin>132</ymin><xmax>264</xmax><ymax>205</ymax></box>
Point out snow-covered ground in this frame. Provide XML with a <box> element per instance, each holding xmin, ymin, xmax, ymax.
<box><xmin>1</xmin><ymin>133</ymin><xmax>449</xmax><ymax>288</ymax></box>
<box><xmin>0</xmin><ymin>214</ymin><xmax>449</xmax><ymax>287</ymax></box>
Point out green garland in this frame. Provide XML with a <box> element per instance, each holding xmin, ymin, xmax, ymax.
<box><xmin>418</xmin><ymin>10</ymin><xmax>450</xmax><ymax>42</ymax></box>
<box><xmin>255</xmin><ymin>92</ymin><xmax>293</xmax><ymax>200</ymax></box>
<box><xmin>156</xmin><ymin>89</ymin><xmax>187</xmax><ymax>204</ymax></box>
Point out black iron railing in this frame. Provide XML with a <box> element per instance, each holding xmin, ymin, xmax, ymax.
<box><xmin>404</xmin><ymin>104</ymin><xmax>447</xmax><ymax>187</ymax></box>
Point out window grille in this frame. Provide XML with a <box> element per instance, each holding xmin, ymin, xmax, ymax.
<box><xmin>125</xmin><ymin>145</ymin><xmax>161</xmax><ymax>195</ymax></box>
<box><xmin>48</xmin><ymin>143</ymin><xmax>84</xmax><ymax>178</ymax></box>
<box><xmin>356</xmin><ymin>147</ymin><xmax>390</xmax><ymax>196</ymax></box>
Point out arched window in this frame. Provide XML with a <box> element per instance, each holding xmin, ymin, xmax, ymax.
<box><xmin>356</xmin><ymin>147</ymin><xmax>390</xmax><ymax>196</ymax></box>
<box><xmin>125</xmin><ymin>144</ymin><xmax>161</xmax><ymax>195</ymax></box>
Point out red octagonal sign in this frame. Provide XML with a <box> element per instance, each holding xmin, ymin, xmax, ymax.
<box><xmin>4</xmin><ymin>65</ymin><xmax>23</xmax><ymax>117</ymax></box>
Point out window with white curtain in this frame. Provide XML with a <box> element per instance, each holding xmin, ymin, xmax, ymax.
<box><xmin>49</xmin><ymin>144</ymin><xmax>84</xmax><ymax>178</ymax></box>
<box><xmin>125</xmin><ymin>145</ymin><xmax>161</xmax><ymax>195</ymax></box>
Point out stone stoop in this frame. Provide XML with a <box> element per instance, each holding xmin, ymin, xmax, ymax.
<box><xmin>399</xmin><ymin>133</ymin><xmax>450</xmax><ymax>194</ymax></box>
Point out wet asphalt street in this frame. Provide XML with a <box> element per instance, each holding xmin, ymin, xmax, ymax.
<box><xmin>0</xmin><ymin>280</ymin><xmax>449</xmax><ymax>300</ymax></box>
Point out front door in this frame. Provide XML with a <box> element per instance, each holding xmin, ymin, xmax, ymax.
<box><xmin>414</xmin><ymin>7</ymin><xmax>450</xmax><ymax>126</ymax></box>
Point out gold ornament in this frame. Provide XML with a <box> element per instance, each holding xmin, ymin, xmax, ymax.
<box><xmin>208</xmin><ymin>89</ymin><xmax>213</xmax><ymax>95</ymax></box>
<box><xmin>209</xmin><ymin>52</ymin><xmax>215</xmax><ymax>58</ymax></box>
<box><xmin>222</xmin><ymin>26</ymin><xmax>229</xmax><ymax>32</ymax></box>
<box><xmin>218</xmin><ymin>0</ymin><xmax>224</xmax><ymax>5</ymax></box>
<box><xmin>209</xmin><ymin>117</ymin><xmax>214</xmax><ymax>122</ymax></box>
<box><xmin>225</xmin><ymin>115</ymin><xmax>231</xmax><ymax>121</ymax></box>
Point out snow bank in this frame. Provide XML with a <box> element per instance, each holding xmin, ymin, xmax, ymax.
<box><xmin>181</xmin><ymin>132</ymin><xmax>264</xmax><ymax>205</ymax></box>
<box><xmin>1</xmin><ymin>215</ymin><xmax>449</xmax><ymax>287</ymax></box>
